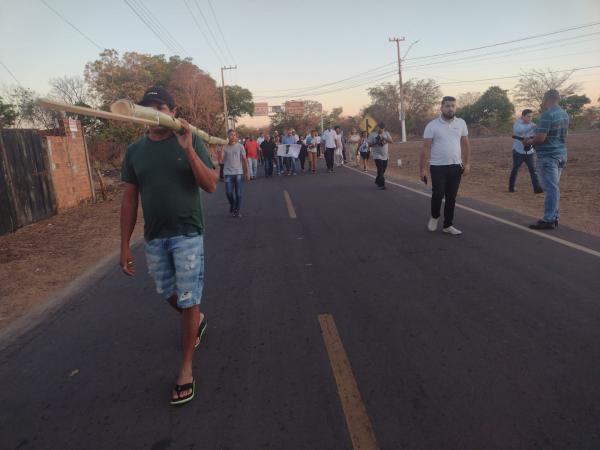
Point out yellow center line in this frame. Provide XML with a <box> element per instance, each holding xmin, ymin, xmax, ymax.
<box><xmin>283</xmin><ymin>190</ymin><xmax>297</xmax><ymax>219</ymax></box>
<box><xmin>318</xmin><ymin>314</ymin><xmax>380</xmax><ymax>450</ymax></box>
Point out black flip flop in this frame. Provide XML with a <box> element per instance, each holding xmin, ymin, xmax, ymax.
<box><xmin>194</xmin><ymin>319</ymin><xmax>207</xmax><ymax>348</ymax></box>
<box><xmin>170</xmin><ymin>380</ymin><xmax>195</xmax><ymax>406</ymax></box>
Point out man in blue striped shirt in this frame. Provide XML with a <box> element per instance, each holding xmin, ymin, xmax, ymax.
<box><xmin>524</xmin><ymin>89</ymin><xmax>569</xmax><ymax>230</ymax></box>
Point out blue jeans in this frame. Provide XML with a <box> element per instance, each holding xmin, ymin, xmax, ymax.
<box><xmin>225</xmin><ymin>174</ymin><xmax>243</xmax><ymax>212</ymax></box>
<box><xmin>284</xmin><ymin>157</ymin><xmax>296</xmax><ymax>173</ymax></box>
<box><xmin>247</xmin><ymin>158</ymin><xmax>257</xmax><ymax>178</ymax></box>
<box><xmin>509</xmin><ymin>150</ymin><xmax>542</xmax><ymax>192</ymax></box>
<box><xmin>537</xmin><ymin>155</ymin><xmax>567</xmax><ymax>222</ymax></box>
<box><xmin>144</xmin><ymin>233</ymin><xmax>204</xmax><ymax>308</ymax></box>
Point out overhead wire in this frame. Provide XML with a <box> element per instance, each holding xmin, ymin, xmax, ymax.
<box><xmin>124</xmin><ymin>0</ymin><xmax>186</xmax><ymax>56</ymax></box>
<box><xmin>253</xmin><ymin>22</ymin><xmax>600</xmax><ymax>97</ymax></box>
<box><xmin>192</xmin><ymin>0</ymin><xmax>229</xmax><ymax>64</ymax></box>
<box><xmin>0</xmin><ymin>61</ymin><xmax>23</xmax><ymax>87</ymax></box>
<box><xmin>39</xmin><ymin>0</ymin><xmax>104</xmax><ymax>51</ymax></box>
<box><xmin>183</xmin><ymin>0</ymin><xmax>224</xmax><ymax>65</ymax></box>
<box><xmin>131</xmin><ymin>0</ymin><xmax>188</xmax><ymax>55</ymax></box>
<box><xmin>206</xmin><ymin>0</ymin><xmax>237</xmax><ymax>64</ymax></box>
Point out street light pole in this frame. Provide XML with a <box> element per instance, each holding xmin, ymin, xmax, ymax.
<box><xmin>389</xmin><ymin>37</ymin><xmax>406</xmax><ymax>142</ymax></box>
<box><xmin>221</xmin><ymin>65</ymin><xmax>237</xmax><ymax>131</ymax></box>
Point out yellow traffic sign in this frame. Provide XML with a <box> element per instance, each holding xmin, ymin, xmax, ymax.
<box><xmin>359</xmin><ymin>114</ymin><xmax>378</xmax><ymax>133</ymax></box>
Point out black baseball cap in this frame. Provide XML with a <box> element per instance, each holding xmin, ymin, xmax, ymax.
<box><xmin>138</xmin><ymin>86</ymin><xmax>175</xmax><ymax>109</ymax></box>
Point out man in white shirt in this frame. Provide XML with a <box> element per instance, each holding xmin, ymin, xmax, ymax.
<box><xmin>321</xmin><ymin>126</ymin><xmax>337</xmax><ymax>173</ymax></box>
<box><xmin>420</xmin><ymin>96</ymin><xmax>471</xmax><ymax>235</ymax></box>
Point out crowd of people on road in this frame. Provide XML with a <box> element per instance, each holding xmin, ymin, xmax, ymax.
<box><xmin>118</xmin><ymin>85</ymin><xmax>570</xmax><ymax>407</ymax></box>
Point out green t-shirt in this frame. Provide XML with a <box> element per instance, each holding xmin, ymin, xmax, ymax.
<box><xmin>121</xmin><ymin>133</ymin><xmax>215</xmax><ymax>241</ymax></box>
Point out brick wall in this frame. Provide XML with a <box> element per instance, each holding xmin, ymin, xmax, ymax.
<box><xmin>45</xmin><ymin>119</ymin><xmax>93</xmax><ymax>210</ymax></box>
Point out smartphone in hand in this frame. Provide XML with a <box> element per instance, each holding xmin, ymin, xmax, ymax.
<box><xmin>421</xmin><ymin>175</ymin><xmax>428</xmax><ymax>185</ymax></box>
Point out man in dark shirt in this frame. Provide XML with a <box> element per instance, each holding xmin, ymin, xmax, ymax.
<box><xmin>260</xmin><ymin>134</ymin><xmax>276</xmax><ymax>177</ymax></box>
<box><xmin>120</xmin><ymin>86</ymin><xmax>218</xmax><ymax>405</ymax></box>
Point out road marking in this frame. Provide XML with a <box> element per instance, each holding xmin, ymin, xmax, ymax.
<box><xmin>344</xmin><ymin>165</ymin><xmax>600</xmax><ymax>259</ymax></box>
<box><xmin>283</xmin><ymin>190</ymin><xmax>297</xmax><ymax>219</ymax></box>
<box><xmin>318</xmin><ymin>314</ymin><xmax>380</xmax><ymax>450</ymax></box>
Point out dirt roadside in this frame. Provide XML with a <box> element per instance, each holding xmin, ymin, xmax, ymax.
<box><xmin>382</xmin><ymin>132</ymin><xmax>600</xmax><ymax>236</ymax></box>
<box><xmin>0</xmin><ymin>132</ymin><xmax>598</xmax><ymax>331</ymax></box>
<box><xmin>0</xmin><ymin>184</ymin><xmax>143</xmax><ymax>330</ymax></box>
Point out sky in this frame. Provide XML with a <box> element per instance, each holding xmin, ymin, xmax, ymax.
<box><xmin>1</xmin><ymin>0</ymin><xmax>599</xmax><ymax>128</ymax></box>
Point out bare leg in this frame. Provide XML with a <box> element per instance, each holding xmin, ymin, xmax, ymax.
<box><xmin>173</xmin><ymin>304</ymin><xmax>200</xmax><ymax>400</ymax></box>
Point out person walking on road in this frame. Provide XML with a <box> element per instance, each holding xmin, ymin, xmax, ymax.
<box><xmin>509</xmin><ymin>109</ymin><xmax>543</xmax><ymax>194</ymax></box>
<box><xmin>334</xmin><ymin>126</ymin><xmax>344</xmax><ymax>167</ymax></box>
<box><xmin>307</xmin><ymin>130</ymin><xmax>319</xmax><ymax>173</ymax></box>
<box><xmin>368</xmin><ymin>123</ymin><xmax>393</xmax><ymax>190</ymax></box>
<box><xmin>523</xmin><ymin>89</ymin><xmax>569</xmax><ymax>230</ymax></box>
<box><xmin>420</xmin><ymin>96</ymin><xmax>471</xmax><ymax>235</ymax></box>
<box><xmin>244</xmin><ymin>136</ymin><xmax>259</xmax><ymax>180</ymax></box>
<box><xmin>221</xmin><ymin>129</ymin><xmax>250</xmax><ymax>217</ymax></box>
<box><xmin>358</xmin><ymin>130</ymin><xmax>370</xmax><ymax>171</ymax></box>
<box><xmin>347</xmin><ymin>127</ymin><xmax>360</xmax><ymax>166</ymax></box>
<box><xmin>282</xmin><ymin>129</ymin><xmax>297</xmax><ymax>175</ymax></box>
<box><xmin>322</xmin><ymin>126</ymin><xmax>337</xmax><ymax>173</ymax></box>
<box><xmin>119</xmin><ymin>86</ymin><xmax>218</xmax><ymax>406</ymax></box>
<box><xmin>260</xmin><ymin>134</ymin><xmax>276</xmax><ymax>177</ymax></box>
<box><xmin>298</xmin><ymin>134</ymin><xmax>308</xmax><ymax>171</ymax></box>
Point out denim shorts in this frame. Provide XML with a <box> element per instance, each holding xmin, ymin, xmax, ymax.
<box><xmin>144</xmin><ymin>233</ymin><xmax>204</xmax><ymax>309</ymax></box>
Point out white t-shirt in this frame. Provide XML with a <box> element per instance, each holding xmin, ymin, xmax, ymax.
<box><xmin>322</xmin><ymin>129</ymin><xmax>337</xmax><ymax>148</ymax></box>
<box><xmin>423</xmin><ymin>117</ymin><xmax>468</xmax><ymax>166</ymax></box>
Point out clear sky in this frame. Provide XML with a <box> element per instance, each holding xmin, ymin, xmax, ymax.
<box><xmin>1</xmin><ymin>0</ymin><xmax>599</xmax><ymax>127</ymax></box>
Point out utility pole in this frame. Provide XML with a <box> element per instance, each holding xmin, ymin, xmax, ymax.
<box><xmin>389</xmin><ymin>37</ymin><xmax>406</xmax><ymax>143</ymax></box>
<box><xmin>221</xmin><ymin>65</ymin><xmax>237</xmax><ymax>131</ymax></box>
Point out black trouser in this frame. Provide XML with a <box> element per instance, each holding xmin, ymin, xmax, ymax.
<box><xmin>324</xmin><ymin>147</ymin><xmax>335</xmax><ymax>170</ymax></box>
<box><xmin>509</xmin><ymin>150</ymin><xmax>542</xmax><ymax>192</ymax></box>
<box><xmin>317</xmin><ymin>144</ymin><xmax>321</xmax><ymax>157</ymax></box>
<box><xmin>299</xmin><ymin>151</ymin><xmax>306</xmax><ymax>169</ymax></box>
<box><xmin>374</xmin><ymin>158</ymin><xmax>388</xmax><ymax>187</ymax></box>
<box><xmin>342</xmin><ymin>148</ymin><xmax>347</xmax><ymax>163</ymax></box>
<box><xmin>430</xmin><ymin>164</ymin><xmax>463</xmax><ymax>228</ymax></box>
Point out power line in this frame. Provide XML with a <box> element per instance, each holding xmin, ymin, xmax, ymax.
<box><xmin>183</xmin><ymin>0</ymin><xmax>224</xmax><ymax>65</ymax></box>
<box><xmin>436</xmin><ymin>64</ymin><xmax>600</xmax><ymax>85</ymax></box>
<box><xmin>124</xmin><ymin>0</ymin><xmax>186</xmax><ymax>55</ymax></box>
<box><xmin>39</xmin><ymin>0</ymin><xmax>103</xmax><ymax>51</ymax></box>
<box><xmin>405</xmin><ymin>20</ymin><xmax>600</xmax><ymax>61</ymax></box>
<box><xmin>0</xmin><ymin>61</ymin><xmax>23</xmax><ymax>87</ymax></box>
<box><xmin>255</xmin><ymin>30</ymin><xmax>600</xmax><ymax>99</ymax></box>
<box><xmin>404</xmin><ymin>31</ymin><xmax>600</xmax><ymax>71</ymax></box>
<box><xmin>206</xmin><ymin>0</ymin><xmax>236</xmax><ymax>64</ymax></box>
<box><xmin>255</xmin><ymin>65</ymin><xmax>600</xmax><ymax>101</ymax></box>
<box><xmin>253</xmin><ymin>22</ymin><xmax>600</xmax><ymax>97</ymax></box>
<box><xmin>192</xmin><ymin>0</ymin><xmax>229</xmax><ymax>63</ymax></box>
<box><xmin>131</xmin><ymin>0</ymin><xmax>188</xmax><ymax>55</ymax></box>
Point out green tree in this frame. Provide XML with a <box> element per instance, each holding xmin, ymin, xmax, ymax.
<box><xmin>0</xmin><ymin>96</ymin><xmax>18</xmax><ymax>128</ymax></box>
<box><xmin>459</xmin><ymin>86</ymin><xmax>514</xmax><ymax>130</ymax></box>
<box><xmin>559</xmin><ymin>94</ymin><xmax>591</xmax><ymax>119</ymax></box>
<box><xmin>220</xmin><ymin>85</ymin><xmax>254</xmax><ymax>122</ymax></box>
<box><xmin>84</xmin><ymin>49</ymin><xmax>184</xmax><ymax>107</ymax></box>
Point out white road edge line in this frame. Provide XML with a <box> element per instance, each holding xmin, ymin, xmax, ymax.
<box><xmin>344</xmin><ymin>165</ymin><xmax>600</xmax><ymax>259</ymax></box>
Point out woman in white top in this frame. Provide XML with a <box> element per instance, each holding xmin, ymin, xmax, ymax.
<box><xmin>346</xmin><ymin>127</ymin><xmax>360</xmax><ymax>166</ymax></box>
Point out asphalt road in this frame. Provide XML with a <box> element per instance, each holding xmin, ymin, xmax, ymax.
<box><xmin>1</xmin><ymin>160</ymin><xmax>599</xmax><ymax>450</ymax></box>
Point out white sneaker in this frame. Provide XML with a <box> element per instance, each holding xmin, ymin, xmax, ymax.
<box><xmin>427</xmin><ymin>217</ymin><xmax>439</xmax><ymax>232</ymax></box>
<box><xmin>442</xmin><ymin>226</ymin><xmax>463</xmax><ymax>235</ymax></box>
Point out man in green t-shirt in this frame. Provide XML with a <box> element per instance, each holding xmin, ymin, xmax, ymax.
<box><xmin>120</xmin><ymin>86</ymin><xmax>218</xmax><ymax>405</ymax></box>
